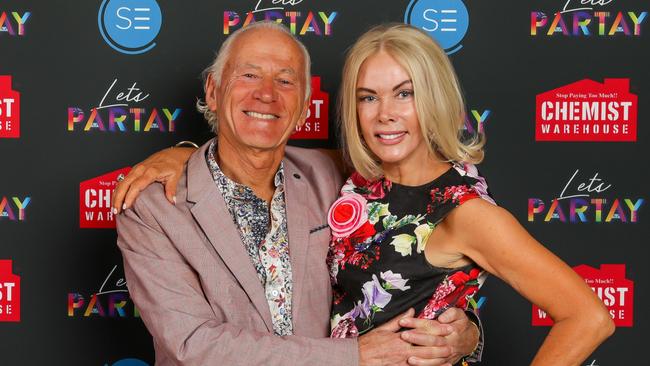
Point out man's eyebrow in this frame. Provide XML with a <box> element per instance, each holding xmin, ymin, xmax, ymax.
<box><xmin>239</xmin><ymin>63</ymin><xmax>262</xmax><ymax>70</ymax></box>
<box><xmin>278</xmin><ymin>68</ymin><xmax>296</xmax><ymax>75</ymax></box>
<box><xmin>237</xmin><ymin>64</ymin><xmax>296</xmax><ymax>75</ymax></box>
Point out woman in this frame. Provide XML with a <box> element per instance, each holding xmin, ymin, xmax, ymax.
<box><xmin>114</xmin><ymin>23</ymin><xmax>613</xmax><ymax>365</ymax></box>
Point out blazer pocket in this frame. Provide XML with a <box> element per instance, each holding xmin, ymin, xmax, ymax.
<box><xmin>309</xmin><ymin>223</ymin><xmax>329</xmax><ymax>234</ymax></box>
<box><xmin>308</xmin><ymin>224</ymin><xmax>331</xmax><ymax>260</ymax></box>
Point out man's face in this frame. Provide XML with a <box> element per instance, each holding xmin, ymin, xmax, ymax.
<box><xmin>206</xmin><ymin>28</ymin><xmax>309</xmax><ymax>152</ymax></box>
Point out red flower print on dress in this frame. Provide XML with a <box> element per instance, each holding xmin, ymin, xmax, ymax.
<box><xmin>331</xmin><ymin>316</ymin><xmax>359</xmax><ymax>338</ymax></box>
<box><xmin>345</xmin><ymin>221</ymin><xmax>378</xmax><ymax>268</ymax></box>
<box><xmin>418</xmin><ymin>268</ymin><xmax>482</xmax><ymax>320</ymax></box>
<box><xmin>453</xmin><ymin>163</ymin><xmax>496</xmax><ymax>205</ymax></box>
<box><xmin>349</xmin><ymin>172</ymin><xmax>392</xmax><ymax>200</ymax></box>
<box><xmin>427</xmin><ymin>185</ymin><xmax>479</xmax><ymax>213</ymax></box>
<box><xmin>328</xmin><ymin>195</ymin><xmax>381</xmax><ymax>273</ymax></box>
<box><xmin>331</xmin><ymin>222</ymin><xmax>380</xmax><ymax>271</ymax></box>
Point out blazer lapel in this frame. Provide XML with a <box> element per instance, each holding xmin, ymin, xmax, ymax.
<box><xmin>186</xmin><ymin>141</ymin><xmax>273</xmax><ymax>332</ymax></box>
<box><xmin>283</xmin><ymin>159</ymin><xmax>310</xmax><ymax>324</ymax></box>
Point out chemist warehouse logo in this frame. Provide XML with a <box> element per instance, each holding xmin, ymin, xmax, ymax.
<box><xmin>0</xmin><ymin>75</ymin><xmax>20</xmax><ymax>139</ymax></box>
<box><xmin>533</xmin><ymin>264</ymin><xmax>634</xmax><ymax>327</ymax></box>
<box><xmin>535</xmin><ymin>79</ymin><xmax>637</xmax><ymax>142</ymax></box>
<box><xmin>291</xmin><ymin>76</ymin><xmax>328</xmax><ymax>139</ymax></box>
<box><xmin>80</xmin><ymin>167</ymin><xmax>131</xmax><ymax>229</ymax></box>
<box><xmin>67</xmin><ymin>78</ymin><xmax>181</xmax><ymax>133</ymax></box>
<box><xmin>223</xmin><ymin>0</ymin><xmax>338</xmax><ymax>36</ymax></box>
<box><xmin>405</xmin><ymin>0</ymin><xmax>470</xmax><ymax>54</ymax></box>
<box><xmin>0</xmin><ymin>259</ymin><xmax>20</xmax><ymax>322</ymax></box>
<box><xmin>531</xmin><ymin>1</ymin><xmax>646</xmax><ymax>37</ymax></box>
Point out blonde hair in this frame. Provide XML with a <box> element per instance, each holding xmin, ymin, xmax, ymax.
<box><xmin>340</xmin><ymin>23</ymin><xmax>484</xmax><ymax>179</ymax></box>
<box><xmin>196</xmin><ymin>21</ymin><xmax>311</xmax><ymax>133</ymax></box>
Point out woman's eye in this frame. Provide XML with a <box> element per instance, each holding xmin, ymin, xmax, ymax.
<box><xmin>397</xmin><ymin>90</ymin><xmax>414</xmax><ymax>98</ymax></box>
<box><xmin>358</xmin><ymin>95</ymin><xmax>377</xmax><ymax>102</ymax></box>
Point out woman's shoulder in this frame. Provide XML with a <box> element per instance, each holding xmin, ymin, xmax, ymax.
<box><xmin>339</xmin><ymin>171</ymin><xmax>392</xmax><ymax>200</ymax></box>
<box><xmin>445</xmin><ymin>162</ymin><xmax>497</xmax><ymax>206</ymax></box>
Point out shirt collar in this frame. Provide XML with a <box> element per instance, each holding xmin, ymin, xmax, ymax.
<box><xmin>206</xmin><ymin>140</ymin><xmax>284</xmax><ymax>201</ymax></box>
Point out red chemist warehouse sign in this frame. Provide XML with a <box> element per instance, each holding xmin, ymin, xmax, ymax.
<box><xmin>80</xmin><ymin>167</ymin><xmax>131</xmax><ymax>228</ymax></box>
<box><xmin>291</xmin><ymin>76</ymin><xmax>329</xmax><ymax>140</ymax></box>
<box><xmin>0</xmin><ymin>75</ymin><xmax>20</xmax><ymax>138</ymax></box>
<box><xmin>536</xmin><ymin>79</ymin><xmax>637</xmax><ymax>142</ymax></box>
<box><xmin>0</xmin><ymin>259</ymin><xmax>21</xmax><ymax>322</ymax></box>
<box><xmin>533</xmin><ymin>264</ymin><xmax>634</xmax><ymax>327</ymax></box>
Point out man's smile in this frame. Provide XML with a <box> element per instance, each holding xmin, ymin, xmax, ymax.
<box><xmin>244</xmin><ymin>110</ymin><xmax>280</xmax><ymax>120</ymax></box>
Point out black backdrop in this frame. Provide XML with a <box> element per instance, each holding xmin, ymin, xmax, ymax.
<box><xmin>1</xmin><ymin>0</ymin><xmax>647</xmax><ymax>365</ymax></box>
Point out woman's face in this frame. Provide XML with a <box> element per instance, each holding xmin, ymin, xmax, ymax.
<box><xmin>356</xmin><ymin>51</ymin><xmax>429</xmax><ymax>169</ymax></box>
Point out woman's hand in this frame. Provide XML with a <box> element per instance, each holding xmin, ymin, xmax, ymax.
<box><xmin>112</xmin><ymin>146</ymin><xmax>196</xmax><ymax>214</ymax></box>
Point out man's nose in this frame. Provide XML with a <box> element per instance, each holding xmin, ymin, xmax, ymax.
<box><xmin>253</xmin><ymin>77</ymin><xmax>278</xmax><ymax>103</ymax></box>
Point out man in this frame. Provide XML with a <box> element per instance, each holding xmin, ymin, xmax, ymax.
<box><xmin>116</xmin><ymin>21</ymin><xmax>481</xmax><ymax>365</ymax></box>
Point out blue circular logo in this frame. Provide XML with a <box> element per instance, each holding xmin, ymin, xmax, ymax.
<box><xmin>98</xmin><ymin>0</ymin><xmax>162</xmax><ymax>55</ymax></box>
<box><xmin>404</xmin><ymin>0</ymin><xmax>469</xmax><ymax>54</ymax></box>
<box><xmin>110</xmin><ymin>359</ymin><xmax>150</xmax><ymax>366</ymax></box>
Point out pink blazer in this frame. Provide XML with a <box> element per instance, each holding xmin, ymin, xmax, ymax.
<box><xmin>117</xmin><ymin>140</ymin><xmax>357</xmax><ymax>365</ymax></box>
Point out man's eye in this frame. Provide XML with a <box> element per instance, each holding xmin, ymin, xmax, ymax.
<box><xmin>278</xmin><ymin>78</ymin><xmax>294</xmax><ymax>85</ymax></box>
<box><xmin>243</xmin><ymin>73</ymin><xmax>258</xmax><ymax>79</ymax></box>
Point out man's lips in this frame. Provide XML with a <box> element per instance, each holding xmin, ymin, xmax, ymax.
<box><xmin>243</xmin><ymin>110</ymin><xmax>280</xmax><ymax>120</ymax></box>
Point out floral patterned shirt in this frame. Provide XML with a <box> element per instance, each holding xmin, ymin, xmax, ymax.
<box><xmin>206</xmin><ymin>141</ymin><xmax>293</xmax><ymax>336</ymax></box>
<box><xmin>328</xmin><ymin>163</ymin><xmax>495</xmax><ymax>343</ymax></box>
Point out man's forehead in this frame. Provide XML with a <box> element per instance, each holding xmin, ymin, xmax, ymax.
<box><xmin>235</xmin><ymin>62</ymin><xmax>297</xmax><ymax>75</ymax></box>
<box><xmin>227</xmin><ymin>29</ymin><xmax>305</xmax><ymax>67</ymax></box>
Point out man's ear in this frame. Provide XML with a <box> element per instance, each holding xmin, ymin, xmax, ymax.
<box><xmin>296</xmin><ymin>93</ymin><xmax>311</xmax><ymax>129</ymax></box>
<box><xmin>205</xmin><ymin>73</ymin><xmax>218</xmax><ymax>112</ymax></box>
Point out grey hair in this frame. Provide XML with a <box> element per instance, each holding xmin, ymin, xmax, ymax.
<box><xmin>196</xmin><ymin>21</ymin><xmax>312</xmax><ymax>133</ymax></box>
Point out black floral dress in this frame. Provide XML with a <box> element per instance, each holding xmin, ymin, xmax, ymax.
<box><xmin>327</xmin><ymin>163</ymin><xmax>496</xmax><ymax>338</ymax></box>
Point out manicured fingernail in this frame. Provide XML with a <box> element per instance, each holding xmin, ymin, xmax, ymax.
<box><xmin>172</xmin><ymin>196</ymin><xmax>177</xmax><ymax>204</ymax></box>
<box><xmin>122</xmin><ymin>203</ymin><xmax>127</xmax><ymax>210</ymax></box>
<box><xmin>112</xmin><ymin>208</ymin><xmax>118</xmax><ymax>215</ymax></box>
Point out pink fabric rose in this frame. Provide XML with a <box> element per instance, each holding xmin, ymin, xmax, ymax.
<box><xmin>328</xmin><ymin>193</ymin><xmax>369</xmax><ymax>238</ymax></box>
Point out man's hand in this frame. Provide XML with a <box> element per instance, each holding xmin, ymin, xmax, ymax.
<box><xmin>112</xmin><ymin>146</ymin><xmax>195</xmax><ymax>214</ymax></box>
<box><xmin>398</xmin><ymin>308</ymin><xmax>479</xmax><ymax>366</ymax></box>
<box><xmin>359</xmin><ymin>308</ymin><xmax>468</xmax><ymax>366</ymax></box>
<box><xmin>358</xmin><ymin>308</ymin><xmax>413</xmax><ymax>366</ymax></box>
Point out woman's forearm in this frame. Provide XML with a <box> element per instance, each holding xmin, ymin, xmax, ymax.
<box><xmin>531</xmin><ymin>310</ymin><xmax>614</xmax><ymax>366</ymax></box>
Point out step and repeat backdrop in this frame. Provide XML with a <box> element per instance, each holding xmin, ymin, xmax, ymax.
<box><xmin>1</xmin><ymin>0</ymin><xmax>647</xmax><ymax>364</ymax></box>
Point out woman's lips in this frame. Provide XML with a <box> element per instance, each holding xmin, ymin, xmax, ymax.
<box><xmin>375</xmin><ymin>131</ymin><xmax>407</xmax><ymax>145</ymax></box>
